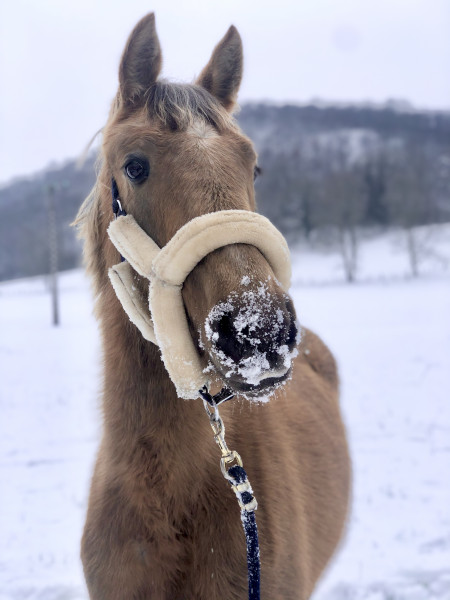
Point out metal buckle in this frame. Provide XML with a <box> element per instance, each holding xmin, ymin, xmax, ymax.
<box><xmin>199</xmin><ymin>386</ymin><xmax>234</xmax><ymax>407</ymax></box>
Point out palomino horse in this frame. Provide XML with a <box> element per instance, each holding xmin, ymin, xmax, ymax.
<box><xmin>76</xmin><ymin>13</ymin><xmax>350</xmax><ymax>600</ymax></box>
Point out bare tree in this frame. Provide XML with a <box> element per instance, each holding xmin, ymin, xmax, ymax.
<box><xmin>385</xmin><ymin>141</ymin><xmax>433</xmax><ymax>277</ymax></box>
<box><xmin>361</xmin><ymin>135</ymin><xmax>389</xmax><ymax>225</ymax></box>
<box><xmin>311</xmin><ymin>134</ymin><xmax>367</xmax><ymax>282</ymax></box>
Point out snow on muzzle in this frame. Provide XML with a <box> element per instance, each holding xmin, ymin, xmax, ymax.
<box><xmin>204</xmin><ymin>279</ymin><xmax>299</xmax><ymax>393</ymax></box>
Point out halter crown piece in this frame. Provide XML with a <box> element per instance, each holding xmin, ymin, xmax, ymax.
<box><xmin>107</xmin><ymin>209</ymin><xmax>292</xmax><ymax>399</ymax></box>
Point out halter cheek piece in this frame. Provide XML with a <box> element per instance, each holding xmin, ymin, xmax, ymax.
<box><xmin>107</xmin><ymin>188</ymin><xmax>292</xmax><ymax>400</ymax></box>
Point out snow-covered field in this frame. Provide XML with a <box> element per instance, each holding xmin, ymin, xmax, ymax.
<box><xmin>1</xmin><ymin>228</ymin><xmax>449</xmax><ymax>600</ymax></box>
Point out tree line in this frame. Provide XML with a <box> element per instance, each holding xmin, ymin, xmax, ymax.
<box><xmin>240</xmin><ymin>104</ymin><xmax>450</xmax><ymax>280</ymax></box>
<box><xmin>1</xmin><ymin>103</ymin><xmax>449</xmax><ymax>282</ymax></box>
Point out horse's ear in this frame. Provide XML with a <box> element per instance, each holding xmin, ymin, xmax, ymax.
<box><xmin>197</xmin><ymin>26</ymin><xmax>243</xmax><ymax>111</ymax></box>
<box><xmin>119</xmin><ymin>13</ymin><xmax>162</xmax><ymax>106</ymax></box>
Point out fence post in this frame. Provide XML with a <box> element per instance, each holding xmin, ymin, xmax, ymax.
<box><xmin>47</xmin><ymin>184</ymin><xmax>60</xmax><ymax>326</ymax></box>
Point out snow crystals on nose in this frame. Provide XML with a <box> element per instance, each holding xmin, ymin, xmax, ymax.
<box><xmin>203</xmin><ymin>278</ymin><xmax>299</xmax><ymax>398</ymax></box>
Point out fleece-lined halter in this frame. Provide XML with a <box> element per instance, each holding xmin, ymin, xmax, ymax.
<box><xmin>107</xmin><ymin>192</ymin><xmax>292</xmax><ymax>400</ymax></box>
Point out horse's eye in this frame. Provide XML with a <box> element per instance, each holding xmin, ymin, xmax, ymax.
<box><xmin>125</xmin><ymin>158</ymin><xmax>149</xmax><ymax>183</ymax></box>
<box><xmin>254</xmin><ymin>165</ymin><xmax>261</xmax><ymax>182</ymax></box>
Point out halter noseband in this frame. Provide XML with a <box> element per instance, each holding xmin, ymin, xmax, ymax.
<box><xmin>107</xmin><ymin>188</ymin><xmax>292</xmax><ymax>400</ymax></box>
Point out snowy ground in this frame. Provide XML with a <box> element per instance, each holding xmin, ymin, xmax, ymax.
<box><xmin>1</xmin><ymin>227</ymin><xmax>449</xmax><ymax>600</ymax></box>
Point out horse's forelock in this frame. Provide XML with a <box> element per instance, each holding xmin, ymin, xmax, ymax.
<box><xmin>144</xmin><ymin>81</ymin><xmax>238</xmax><ymax>132</ymax></box>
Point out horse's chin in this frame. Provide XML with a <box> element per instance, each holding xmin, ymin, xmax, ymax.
<box><xmin>220</xmin><ymin>367</ymin><xmax>292</xmax><ymax>400</ymax></box>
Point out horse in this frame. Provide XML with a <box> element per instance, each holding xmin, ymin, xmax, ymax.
<box><xmin>75</xmin><ymin>13</ymin><xmax>350</xmax><ymax>600</ymax></box>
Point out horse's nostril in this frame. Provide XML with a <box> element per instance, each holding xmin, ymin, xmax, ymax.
<box><xmin>284</xmin><ymin>298</ymin><xmax>298</xmax><ymax>349</ymax></box>
<box><xmin>286</xmin><ymin>319</ymin><xmax>298</xmax><ymax>349</ymax></box>
<box><xmin>214</xmin><ymin>314</ymin><xmax>247</xmax><ymax>362</ymax></box>
<box><xmin>217</xmin><ymin>314</ymin><xmax>233</xmax><ymax>341</ymax></box>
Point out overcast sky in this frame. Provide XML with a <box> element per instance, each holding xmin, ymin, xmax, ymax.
<box><xmin>0</xmin><ymin>0</ymin><xmax>449</xmax><ymax>185</ymax></box>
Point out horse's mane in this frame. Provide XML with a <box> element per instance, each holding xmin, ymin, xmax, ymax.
<box><xmin>145</xmin><ymin>80</ymin><xmax>238</xmax><ymax>132</ymax></box>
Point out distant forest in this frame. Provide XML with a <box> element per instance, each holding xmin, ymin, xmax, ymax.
<box><xmin>1</xmin><ymin>102</ymin><xmax>449</xmax><ymax>281</ymax></box>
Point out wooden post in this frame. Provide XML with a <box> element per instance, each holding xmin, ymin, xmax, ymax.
<box><xmin>47</xmin><ymin>184</ymin><xmax>60</xmax><ymax>326</ymax></box>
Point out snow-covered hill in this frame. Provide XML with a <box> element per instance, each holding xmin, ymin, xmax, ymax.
<box><xmin>1</xmin><ymin>229</ymin><xmax>449</xmax><ymax>599</ymax></box>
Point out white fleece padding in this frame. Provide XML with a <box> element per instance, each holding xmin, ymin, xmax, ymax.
<box><xmin>108</xmin><ymin>261</ymin><xmax>157</xmax><ymax>344</ymax></box>
<box><xmin>107</xmin><ymin>209</ymin><xmax>292</xmax><ymax>399</ymax></box>
<box><xmin>153</xmin><ymin>210</ymin><xmax>291</xmax><ymax>290</ymax></box>
<box><xmin>108</xmin><ymin>215</ymin><xmax>160</xmax><ymax>278</ymax></box>
<box><xmin>149</xmin><ymin>281</ymin><xmax>206</xmax><ymax>397</ymax></box>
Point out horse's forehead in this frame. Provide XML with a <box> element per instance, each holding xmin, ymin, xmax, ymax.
<box><xmin>186</xmin><ymin>119</ymin><xmax>218</xmax><ymax>140</ymax></box>
<box><xmin>106</xmin><ymin>111</ymin><xmax>255</xmax><ymax>165</ymax></box>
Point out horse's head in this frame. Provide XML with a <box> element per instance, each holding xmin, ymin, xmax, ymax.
<box><xmin>81</xmin><ymin>14</ymin><xmax>298</xmax><ymax>399</ymax></box>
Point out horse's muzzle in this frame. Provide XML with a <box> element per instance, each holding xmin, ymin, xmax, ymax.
<box><xmin>205</xmin><ymin>290</ymin><xmax>299</xmax><ymax>396</ymax></box>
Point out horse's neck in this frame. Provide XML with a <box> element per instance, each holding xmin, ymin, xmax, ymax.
<box><xmin>99</xmin><ymin>296</ymin><xmax>184</xmax><ymax>442</ymax></box>
<box><xmin>95</xmin><ymin>283</ymin><xmax>214</xmax><ymax>498</ymax></box>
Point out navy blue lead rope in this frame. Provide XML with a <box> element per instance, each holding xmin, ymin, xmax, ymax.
<box><xmin>111</xmin><ymin>183</ymin><xmax>261</xmax><ymax>599</ymax></box>
<box><xmin>228</xmin><ymin>465</ymin><xmax>261</xmax><ymax>600</ymax></box>
<box><xmin>200</xmin><ymin>388</ymin><xmax>261</xmax><ymax>600</ymax></box>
